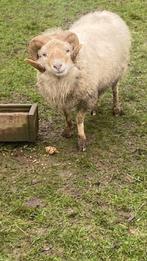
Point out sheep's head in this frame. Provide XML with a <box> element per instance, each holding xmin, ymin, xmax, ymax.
<box><xmin>26</xmin><ymin>31</ymin><xmax>81</xmax><ymax>77</ymax></box>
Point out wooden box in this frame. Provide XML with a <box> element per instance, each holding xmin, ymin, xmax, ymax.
<box><xmin>0</xmin><ymin>104</ymin><xmax>38</xmax><ymax>142</ymax></box>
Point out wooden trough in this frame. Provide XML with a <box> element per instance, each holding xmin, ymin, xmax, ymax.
<box><xmin>0</xmin><ymin>104</ymin><xmax>38</xmax><ymax>142</ymax></box>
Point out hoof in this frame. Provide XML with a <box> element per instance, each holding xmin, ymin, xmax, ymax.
<box><xmin>62</xmin><ymin>128</ymin><xmax>72</xmax><ymax>138</ymax></box>
<box><xmin>78</xmin><ymin>138</ymin><xmax>86</xmax><ymax>152</ymax></box>
<box><xmin>91</xmin><ymin>110</ymin><xmax>97</xmax><ymax>116</ymax></box>
<box><xmin>113</xmin><ymin>106</ymin><xmax>124</xmax><ymax>116</ymax></box>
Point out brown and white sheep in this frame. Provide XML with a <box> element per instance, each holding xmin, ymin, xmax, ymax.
<box><xmin>26</xmin><ymin>11</ymin><xmax>131</xmax><ymax>151</ymax></box>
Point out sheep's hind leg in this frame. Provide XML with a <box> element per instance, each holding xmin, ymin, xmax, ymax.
<box><xmin>62</xmin><ymin>109</ymin><xmax>73</xmax><ymax>138</ymax></box>
<box><xmin>91</xmin><ymin>99</ymin><xmax>101</xmax><ymax>116</ymax></box>
<box><xmin>112</xmin><ymin>82</ymin><xmax>123</xmax><ymax>116</ymax></box>
<box><xmin>91</xmin><ymin>108</ymin><xmax>97</xmax><ymax>116</ymax></box>
<box><xmin>76</xmin><ymin>111</ymin><xmax>86</xmax><ymax>151</ymax></box>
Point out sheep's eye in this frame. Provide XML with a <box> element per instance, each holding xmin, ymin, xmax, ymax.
<box><xmin>42</xmin><ymin>53</ymin><xmax>47</xmax><ymax>57</ymax></box>
<box><xmin>66</xmin><ymin>49</ymin><xmax>70</xmax><ymax>53</ymax></box>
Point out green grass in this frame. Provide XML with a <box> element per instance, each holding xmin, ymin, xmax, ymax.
<box><xmin>0</xmin><ymin>0</ymin><xmax>147</xmax><ymax>260</ymax></box>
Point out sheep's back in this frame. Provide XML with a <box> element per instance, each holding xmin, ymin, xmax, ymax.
<box><xmin>70</xmin><ymin>11</ymin><xmax>131</xmax><ymax>92</ymax></box>
<box><xmin>70</xmin><ymin>11</ymin><xmax>130</xmax><ymax>48</ymax></box>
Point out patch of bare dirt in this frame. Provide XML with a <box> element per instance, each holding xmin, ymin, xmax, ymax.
<box><xmin>38</xmin><ymin>118</ymin><xmax>63</xmax><ymax>143</ymax></box>
<box><xmin>25</xmin><ymin>197</ymin><xmax>45</xmax><ymax>208</ymax></box>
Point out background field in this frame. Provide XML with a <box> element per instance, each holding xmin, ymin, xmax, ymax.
<box><xmin>0</xmin><ymin>0</ymin><xmax>147</xmax><ymax>260</ymax></box>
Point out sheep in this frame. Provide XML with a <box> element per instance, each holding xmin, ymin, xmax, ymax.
<box><xmin>26</xmin><ymin>10</ymin><xmax>131</xmax><ymax>151</ymax></box>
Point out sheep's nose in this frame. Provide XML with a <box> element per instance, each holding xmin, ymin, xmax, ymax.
<box><xmin>53</xmin><ymin>63</ymin><xmax>62</xmax><ymax>71</ymax></box>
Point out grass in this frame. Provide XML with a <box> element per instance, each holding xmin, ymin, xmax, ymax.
<box><xmin>0</xmin><ymin>0</ymin><xmax>147</xmax><ymax>260</ymax></box>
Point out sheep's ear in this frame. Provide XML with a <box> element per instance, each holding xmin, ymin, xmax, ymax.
<box><xmin>25</xmin><ymin>58</ymin><xmax>45</xmax><ymax>73</ymax></box>
<box><xmin>28</xmin><ymin>35</ymin><xmax>51</xmax><ymax>60</ymax></box>
<box><xmin>56</xmin><ymin>31</ymin><xmax>81</xmax><ymax>60</ymax></box>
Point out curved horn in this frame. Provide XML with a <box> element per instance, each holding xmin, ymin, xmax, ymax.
<box><xmin>28</xmin><ymin>35</ymin><xmax>51</xmax><ymax>60</ymax></box>
<box><xmin>60</xmin><ymin>31</ymin><xmax>79</xmax><ymax>48</ymax></box>
<box><xmin>25</xmin><ymin>59</ymin><xmax>45</xmax><ymax>72</ymax></box>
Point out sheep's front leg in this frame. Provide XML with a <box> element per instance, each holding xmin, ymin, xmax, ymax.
<box><xmin>62</xmin><ymin>109</ymin><xmax>73</xmax><ymax>138</ymax></box>
<box><xmin>112</xmin><ymin>82</ymin><xmax>123</xmax><ymax>116</ymax></box>
<box><xmin>76</xmin><ymin>111</ymin><xmax>86</xmax><ymax>151</ymax></box>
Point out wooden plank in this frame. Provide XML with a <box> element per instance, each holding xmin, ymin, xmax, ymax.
<box><xmin>0</xmin><ymin>104</ymin><xmax>31</xmax><ymax>113</ymax></box>
<box><xmin>28</xmin><ymin>104</ymin><xmax>39</xmax><ymax>142</ymax></box>
<box><xmin>0</xmin><ymin>113</ymin><xmax>28</xmax><ymax>141</ymax></box>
